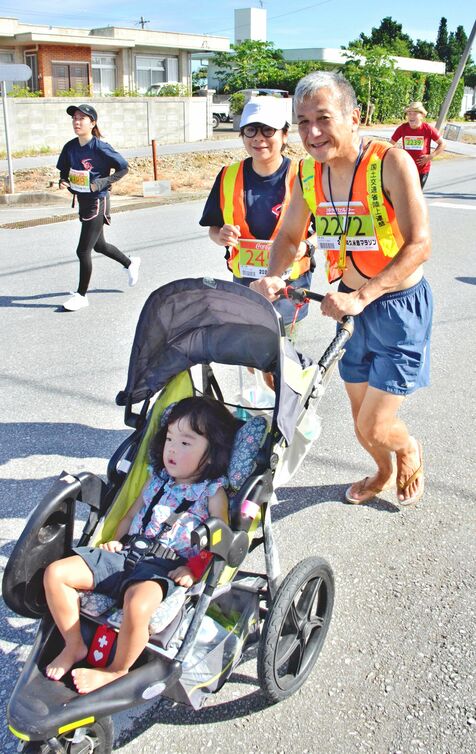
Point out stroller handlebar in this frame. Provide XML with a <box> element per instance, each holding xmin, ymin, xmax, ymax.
<box><xmin>279</xmin><ymin>285</ymin><xmax>354</xmax><ymax>373</ymax></box>
<box><xmin>280</xmin><ymin>286</ymin><xmax>324</xmax><ymax>304</ymax></box>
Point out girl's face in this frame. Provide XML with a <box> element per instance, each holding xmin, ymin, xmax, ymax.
<box><xmin>163</xmin><ymin>417</ymin><xmax>209</xmax><ymax>484</ymax></box>
<box><xmin>72</xmin><ymin>110</ymin><xmax>95</xmax><ymax>140</ymax></box>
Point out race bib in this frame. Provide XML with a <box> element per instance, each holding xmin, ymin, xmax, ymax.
<box><xmin>238</xmin><ymin>239</ymin><xmax>272</xmax><ymax>279</ymax></box>
<box><xmin>403</xmin><ymin>135</ymin><xmax>424</xmax><ymax>151</ymax></box>
<box><xmin>68</xmin><ymin>168</ymin><xmax>91</xmax><ymax>192</ymax></box>
<box><xmin>315</xmin><ymin>201</ymin><xmax>378</xmax><ymax>252</ymax></box>
<box><xmin>237</xmin><ymin>239</ymin><xmax>292</xmax><ymax>279</ymax></box>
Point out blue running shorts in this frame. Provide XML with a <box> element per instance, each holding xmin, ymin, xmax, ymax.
<box><xmin>337</xmin><ymin>278</ymin><xmax>433</xmax><ymax>395</ymax></box>
<box><xmin>73</xmin><ymin>546</ymin><xmax>186</xmax><ymax>606</ymax></box>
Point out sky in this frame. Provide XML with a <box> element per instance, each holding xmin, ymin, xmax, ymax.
<box><xmin>0</xmin><ymin>1</ymin><xmax>474</xmax><ymax>51</ymax></box>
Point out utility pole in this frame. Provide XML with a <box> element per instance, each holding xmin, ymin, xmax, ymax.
<box><xmin>136</xmin><ymin>16</ymin><xmax>150</xmax><ymax>30</ymax></box>
<box><xmin>435</xmin><ymin>19</ymin><xmax>476</xmax><ymax>132</ymax></box>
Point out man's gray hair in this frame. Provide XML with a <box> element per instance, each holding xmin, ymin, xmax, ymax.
<box><xmin>294</xmin><ymin>71</ymin><xmax>358</xmax><ymax>114</ymax></box>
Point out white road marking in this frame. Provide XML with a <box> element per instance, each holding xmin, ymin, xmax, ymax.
<box><xmin>428</xmin><ymin>201</ymin><xmax>476</xmax><ymax>210</ymax></box>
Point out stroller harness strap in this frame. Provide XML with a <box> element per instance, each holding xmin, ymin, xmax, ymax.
<box><xmin>124</xmin><ymin>484</ymin><xmax>194</xmax><ymax>571</ymax></box>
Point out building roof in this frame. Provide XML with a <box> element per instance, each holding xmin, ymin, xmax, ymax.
<box><xmin>283</xmin><ymin>47</ymin><xmax>445</xmax><ymax>75</ymax></box>
<box><xmin>0</xmin><ymin>17</ymin><xmax>229</xmax><ymax>53</ymax></box>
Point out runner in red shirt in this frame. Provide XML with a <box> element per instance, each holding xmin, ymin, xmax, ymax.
<box><xmin>391</xmin><ymin>101</ymin><xmax>445</xmax><ymax>189</ymax></box>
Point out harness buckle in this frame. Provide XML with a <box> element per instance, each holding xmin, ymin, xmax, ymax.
<box><xmin>124</xmin><ymin>535</ymin><xmax>156</xmax><ymax>571</ymax></box>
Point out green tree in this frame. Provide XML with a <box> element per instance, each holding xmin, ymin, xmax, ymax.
<box><xmin>446</xmin><ymin>26</ymin><xmax>468</xmax><ymax>71</ymax></box>
<box><xmin>348</xmin><ymin>16</ymin><xmax>412</xmax><ymax>56</ymax></box>
<box><xmin>211</xmin><ymin>40</ymin><xmax>284</xmax><ymax>92</ymax></box>
<box><xmin>435</xmin><ymin>17</ymin><xmax>449</xmax><ymax>63</ymax></box>
<box><xmin>192</xmin><ymin>66</ymin><xmax>208</xmax><ymax>92</ymax></box>
<box><xmin>411</xmin><ymin>40</ymin><xmax>438</xmax><ymax>61</ymax></box>
<box><xmin>343</xmin><ymin>46</ymin><xmax>396</xmax><ymax>124</ymax></box>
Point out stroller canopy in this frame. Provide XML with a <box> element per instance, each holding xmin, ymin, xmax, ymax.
<box><xmin>116</xmin><ymin>278</ymin><xmax>314</xmax><ymax>444</ymax></box>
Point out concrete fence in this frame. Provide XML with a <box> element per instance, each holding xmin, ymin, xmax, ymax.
<box><xmin>0</xmin><ymin>95</ymin><xmax>213</xmax><ymax>153</ymax></box>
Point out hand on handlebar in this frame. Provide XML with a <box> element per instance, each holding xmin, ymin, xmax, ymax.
<box><xmin>320</xmin><ymin>290</ymin><xmax>365</xmax><ymax>321</ymax></box>
<box><xmin>250</xmin><ymin>275</ymin><xmax>286</xmax><ymax>301</ymax></box>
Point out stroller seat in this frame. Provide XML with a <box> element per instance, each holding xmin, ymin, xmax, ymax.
<box><xmin>77</xmin><ymin>412</ymin><xmax>269</xmax><ymax>643</ymax></box>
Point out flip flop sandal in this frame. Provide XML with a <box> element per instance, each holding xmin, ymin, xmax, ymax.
<box><xmin>344</xmin><ymin>477</ymin><xmax>386</xmax><ymax>505</ymax></box>
<box><xmin>397</xmin><ymin>442</ymin><xmax>424</xmax><ymax>506</ymax></box>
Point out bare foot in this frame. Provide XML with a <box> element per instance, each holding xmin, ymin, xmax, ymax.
<box><xmin>397</xmin><ymin>438</ymin><xmax>424</xmax><ymax>505</ymax></box>
<box><xmin>71</xmin><ymin>666</ymin><xmax>128</xmax><ymax>694</ymax></box>
<box><xmin>46</xmin><ymin>643</ymin><xmax>88</xmax><ymax>681</ymax></box>
<box><xmin>345</xmin><ymin>472</ymin><xmax>396</xmax><ymax>505</ymax></box>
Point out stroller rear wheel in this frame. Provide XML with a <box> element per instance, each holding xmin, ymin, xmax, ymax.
<box><xmin>257</xmin><ymin>556</ymin><xmax>334</xmax><ymax>703</ymax></box>
<box><xmin>21</xmin><ymin>716</ymin><xmax>114</xmax><ymax>754</ymax></box>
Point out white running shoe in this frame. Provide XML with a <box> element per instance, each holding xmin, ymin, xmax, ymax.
<box><xmin>126</xmin><ymin>256</ymin><xmax>141</xmax><ymax>287</ymax></box>
<box><xmin>63</xmin><ymin>292</ymin><xmax>89</xmax><ymax>311</ymax></box>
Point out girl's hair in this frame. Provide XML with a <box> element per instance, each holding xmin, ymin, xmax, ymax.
<box><xmin>149</xmin><ymin>396</ymin><xmax>238</xmax><ymax>483</ymax></box>
<box><xmin>294</xmin><ymin>71</ymin><xmax>358</xmax><ymax>116</ymax></box>
<box><xmin>92</xmin><ymin>123</ymin><xmax>103</xmax><ymax>138</ymax></box>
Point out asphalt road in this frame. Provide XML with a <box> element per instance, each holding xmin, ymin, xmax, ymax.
<box><xmin>0</xmin><ymin>156</ymin><xmax>475</xmax><ymax>754</ymax></box>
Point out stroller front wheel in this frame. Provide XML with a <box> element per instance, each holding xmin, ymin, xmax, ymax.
<box><xmin>257</xmin><ymin>556</ymin><xmax>334</xmax><ymax>703</ymax></box>
<box><xmin>20</xmin><ymin>716</ymin><xmax>114</xmax><ymax>754</ymax></box>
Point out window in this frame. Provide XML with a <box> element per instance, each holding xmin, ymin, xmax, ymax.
<box><xmin>52</xmin><ymin>63</ymin><xmax>89</xmax><ymax>95</ymax></box>
<box><xmin>135</xmin><ymin>55</ymin><xmax>178</xmax><ymax>93</ymax></box>
<box><xmin>25</xmin><ymin>52</ymin><xmax>39</xmax><ymax>92</ymax></box>
<box><xmin>92</xmin><ymin>53</ymin><xmax>117</xmax><ymax>95</ymax></box>
<box><xmin>0</xmin><ymin>50</ymin><xmax>14</xmax><ymax>92</ymax></box>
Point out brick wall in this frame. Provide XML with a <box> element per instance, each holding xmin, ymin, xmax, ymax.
<box><xmin>38</xmin><ymin>45</ymin><xmax>92</xmax><ymax>97</ymax></box>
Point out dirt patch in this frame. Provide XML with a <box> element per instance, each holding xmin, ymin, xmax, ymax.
<box><xmin>4</xmin><ymin>133</ymin><xmax>466</xmax><ymax>200</ymax></box>
<box><xmin>8</xmin><ymin>143</ymin><xmax>310</xmax><ymax>199</ymax></box>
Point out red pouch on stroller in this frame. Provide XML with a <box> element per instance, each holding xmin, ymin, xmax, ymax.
<box><xmin>87</xmin><ymin>625</ymin><xmax>117</xmax><ymax>667</ymax></box>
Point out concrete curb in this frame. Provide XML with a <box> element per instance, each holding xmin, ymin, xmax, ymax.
<box><xmin>0</xmin><ymin>191</ymin><xmax>66</xmax><ymax>206</ymax></box>
<box><xmin>0</xmin><ymin>190</ymin><xmax>209</xmax><ymax>229</ymax></box>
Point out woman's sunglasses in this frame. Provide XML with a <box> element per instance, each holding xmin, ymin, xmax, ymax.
<box><xmin>242</xmin><ymin>124</ymin><xmax>278</xmax><ymax>138</ymax></box>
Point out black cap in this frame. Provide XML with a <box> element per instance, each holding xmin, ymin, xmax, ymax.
<box><xmin>66</xmin><ymin>104</ymin><xmax>98</xmax><ymax>121</ymax></box>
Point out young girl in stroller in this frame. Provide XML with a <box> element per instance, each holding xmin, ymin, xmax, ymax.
<box><xmin>43</xmin><ymin>396</ymin><xmax>237</xmax><ymax>694</ymax></box>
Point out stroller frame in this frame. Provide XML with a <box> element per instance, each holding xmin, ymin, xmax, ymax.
<box><xmin>3</xmin><ymin>278</ymin><xmax>353</xmax><ymax>754</ymax></box>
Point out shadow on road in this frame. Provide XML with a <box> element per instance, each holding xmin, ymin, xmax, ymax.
<box><xmin>273</xmin><ymin>485</ymin><xmax>400</xmax><ymax>517</ymax></box>
<box><xmin>0</xmin><ymin>288</ymin><xmax>123</xmax><ymax>309</ymax></box>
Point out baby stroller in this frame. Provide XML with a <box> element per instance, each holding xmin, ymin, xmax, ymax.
<box><xmin>3</xmin><ymin>278</ymin><xmax>353</xmax><ymax>754</ymax></box>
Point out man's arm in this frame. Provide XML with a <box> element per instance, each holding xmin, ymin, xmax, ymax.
<box><xmin>251</xmin><ymin>180</ymin><xmax>310</xmax><ymax>299</ymax></box>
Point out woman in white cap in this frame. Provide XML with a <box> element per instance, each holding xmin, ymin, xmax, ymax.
<box><xmin>57</xmin><ymin>104</ymin><xmax>140</xmax><ymax>311</ymax></box>
<box><xmin>390</xmin><ymin>101</ymin><xmax>445</xmax><ymax>189</ymax></box>
<box><xmin>199</xmin><ymin>96</ymin><xmax>314</xmax><ymax>337</ymax></box>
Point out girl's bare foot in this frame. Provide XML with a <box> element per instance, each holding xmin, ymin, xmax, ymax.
<box><xmin>46</xmin><ymin>642</ymin><xmax>88</xmax><ymax>680</ymax></box>
<box><xmin>72</xmin><ymin>666</ymin><xmax>127</xmax><ymax>694</ymax></box>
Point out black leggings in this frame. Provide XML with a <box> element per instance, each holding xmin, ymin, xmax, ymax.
<box><xmin>419</xmin><ymin>172</ymin><xmax>429</xmax><ymax>189</ymax></box>
<box><xmin>76</xmin><ymin>202</ymin><xmax>130</xmax><ymax>295</ymax></box>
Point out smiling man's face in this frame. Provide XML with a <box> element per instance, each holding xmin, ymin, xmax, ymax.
<box><xmin>296</xmin><ymin>87</ymin><xmax>360</xmax><ymax>164</ymax></box>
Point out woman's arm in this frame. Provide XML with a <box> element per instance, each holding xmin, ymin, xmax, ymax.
<box><xmin>208</xmin><ymin>224</ymin><xmax>241</xmax><ymax>247</ymax></box>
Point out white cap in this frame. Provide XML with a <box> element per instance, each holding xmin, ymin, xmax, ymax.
<box><xmin>239</xmin><ymin>96</ymin><xmax>288</xmax><ymax>129</ymax></box>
